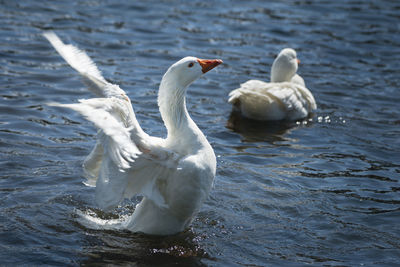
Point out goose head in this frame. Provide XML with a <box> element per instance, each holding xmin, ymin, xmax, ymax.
<box><xmin>270</xmin><ymin>48</ymin><xmax>300</xmax><ymax>83</ymax></box>
<box><xmin>158</xmin><ymin>56</ymin><xmax>222</xmax><ymax>106</ymax></box>
<box><xmin>162</xmin><ymin>56</ymin><xmax>222</xmax><ymax>89</ymax></box>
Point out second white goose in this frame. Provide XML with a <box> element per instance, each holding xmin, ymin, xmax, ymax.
<box><xmin>229</xmin><ymin>48</ymin><xmax>316</xmax><ymax>121</ymax></box>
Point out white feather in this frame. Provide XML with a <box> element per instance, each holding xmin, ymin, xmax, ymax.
<box><xmin>229</xmin><ymin>48</ymin><xmax>317</xmax><ymax>121</ymax></box>
<box><xmin>43</xmin><ymin>31</ymin><xmax>127</xmax><ymax>99</ymax></box>
<box><xmin>45</xmin><ymin>32</ymin><xmax>219</xmax><ymax>235</ymax></box>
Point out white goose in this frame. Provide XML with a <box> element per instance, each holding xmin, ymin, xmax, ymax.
<box><xmin>228</xmin><ymin>48</ymin><xmax>316</xmax><ymax>121</ymax></box>
<box><xmin>44</xmin><ymin>32</ymin><xmax>222</xmax><ymax>235</ymax></box>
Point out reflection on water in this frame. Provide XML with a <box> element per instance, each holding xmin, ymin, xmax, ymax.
<box><xmin>80</xmin><ymin>229</ymin><xmax>209</xmax><ymax>266</ymax></box>
<box><xmin>1</xmin><ymin>0</ymin><xmax>400</xmax><ymax>266</ymax></box>
<box><xmin>226</xmin><ymin>110</ymin><xmax>301</xmax><ymax>142</ymax></box>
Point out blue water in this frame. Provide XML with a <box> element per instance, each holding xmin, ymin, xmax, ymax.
<box><xmin>1</xmin><ymin>0</ymin><xmax>400</xmax><ymax>266</ymax></box>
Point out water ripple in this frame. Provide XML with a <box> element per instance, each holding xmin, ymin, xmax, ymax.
<box><xmin>0</xmin><ymin>0</ymin><xmax>399</xmax><ymax>266</ymax></box>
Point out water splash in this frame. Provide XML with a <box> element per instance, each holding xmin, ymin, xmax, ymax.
<box><xmin>75</xmin><ymin>208</ymin><xmax>130</xmax><ymax>231</ymax></box>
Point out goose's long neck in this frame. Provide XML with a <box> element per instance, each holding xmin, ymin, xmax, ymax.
<box><xmin>270</xmin><ymin>57</ymin><xmax>297</xmax><ymax>83</ymax></box>
<box><xmin>271</xmin><ymin>66</ymin><xmax>293</xmax><ymax>83</ymax></box>
<box><xmin>158</xmin><ymin>76</ymin><xmax>195</xmax><ymax>141</ymax></box>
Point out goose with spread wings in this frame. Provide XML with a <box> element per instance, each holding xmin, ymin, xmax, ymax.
<box><xmin>44</xmin><ymin>32</ymin><xmax>222</xmax><ymax>235</ymax></box>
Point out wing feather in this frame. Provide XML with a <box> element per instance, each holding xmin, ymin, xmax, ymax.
<box><xmin>49</xmin><ymin>97</ymin><xmax>181</xmax><ymax>210</ymax></box>
<box><xmin>49</xmin><ymin>98</ymin><xmax>141</xmax><ymax>170</ymax></box>
<box><xmin>45</xmin><ymin>32</ymin><xmax>183</xmax><ymax>211</ymax></box>
<box><xmin>228</xmin><ymin>80</ymin><xmax>316</xmax><ymax>120</ymax></box>
<box><xmin>43</xmin><ymin>31</ymin><xmax>127</xmax><ymax>99</ymax></box>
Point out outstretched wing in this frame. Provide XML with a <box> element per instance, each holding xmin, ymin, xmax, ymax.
<box><xmin>48</xmin><ymin>98</ymin><xmax>141</xmax><ymax>170</ymax></box>
<box><xmin>43</xmin><ymin>31</ymin><xmax>149</xmax><ymax>151</ymax></box>
<box><xmin>43</xmin><ymin>32</ymin><xmax>146</xmax><ymax>132</ymax></box>
<box><xmin>49</xmin><ymin>98</ymin><xmax>181</xmax><ymax>210</ymax></box>
<box><xmin>45</xmin><ymin>32</ymin><xmax>182</xmax><ymax>210</ymax></box>
<box><xmin>43</xmin><ymin>31</ymin><xmax>126</xmax><ymax>99</ymax></box>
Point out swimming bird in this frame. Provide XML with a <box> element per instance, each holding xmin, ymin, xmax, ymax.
<box><xmin>228</xmin><ymin>48</ymin><xmax>316</xmax><ymax>121</ymax></box>
<box><xmin>43</xmin><ymin>32</ymin><xmax>222</xmax><ymax>235</ymax></box>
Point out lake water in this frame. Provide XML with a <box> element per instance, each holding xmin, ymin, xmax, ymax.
<box><xmin>1</xmin><ymin>0</ymin><xmax>399</xmax><ymax>266</ymax></box>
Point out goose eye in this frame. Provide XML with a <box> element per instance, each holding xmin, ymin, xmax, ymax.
<box><xmin>188</xmin><ymin>62</ymin><xmax>194</xmax><ymax>68</ymax></box>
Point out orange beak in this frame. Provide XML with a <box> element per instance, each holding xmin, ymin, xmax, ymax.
<box><xmin>197</xmin><ymin>58</ymin><xmax>223</xmax><ymax>73</ymax></box>
<box><xmin>297</xmin><ymin>59</ymin><xmax>301</xmax><ymax>64</ymax></box>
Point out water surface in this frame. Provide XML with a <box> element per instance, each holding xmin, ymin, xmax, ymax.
<box><xmin>1</xmin><ymin>0</ymin><xmax>399</xmax><ymax>266</ymax></box>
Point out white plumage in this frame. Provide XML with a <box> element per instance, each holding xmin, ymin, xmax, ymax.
<box><xmin>228</xmin><ymin>48</ymin><xmax>316</xmax><ymax>121</ymax></box>
<box><xmin>44</xmin><ymin>32</ymin><xmax>222</xmax><ymax>235</ymax></box>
